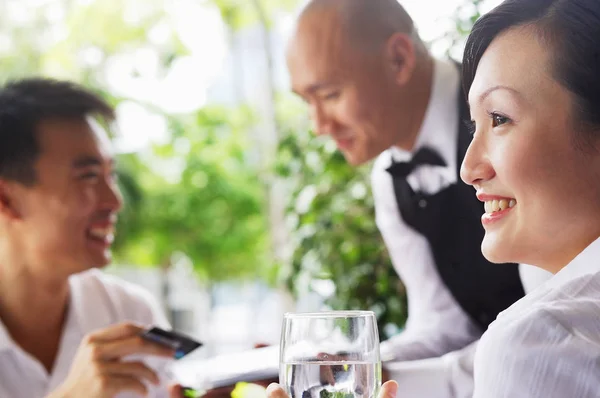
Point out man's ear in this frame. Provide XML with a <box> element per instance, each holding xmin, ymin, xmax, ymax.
<box><xmin>0</xmin><ymin>180</ymin><xmax>21</xmax><ymax>220</ymax></box>
<box><xmin>385</xmin><ymin>32</ymin><xmax>417</xmax><ymax>86</ymax></box>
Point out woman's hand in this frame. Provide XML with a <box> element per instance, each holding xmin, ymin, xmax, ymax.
<box><xmin>265</xmin><ymin>380</ymin><xmax>399</xmax><ymax>398</ymax></box>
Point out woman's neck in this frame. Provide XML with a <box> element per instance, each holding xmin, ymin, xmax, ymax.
<box><xmin>545</xmin><ymin>233</ymin><xmax>600</xmax><ymax>274</ymax></box>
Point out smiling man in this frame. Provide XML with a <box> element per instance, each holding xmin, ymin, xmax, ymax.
<box><xmin>0</xmin><ymin>78</ymin><xmax>183</xmax><ymax>398</ymax></box>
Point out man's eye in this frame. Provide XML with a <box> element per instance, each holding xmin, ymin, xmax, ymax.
<box><xmin>491</xmin><ymin>113</ymin><xmax>510</xmax><ymax>127</ymax></box>
<box><xmin>322</xmin><ymin>91</ymin><xmax>340</xmax><ymax>100</ymax></box>
<box><xmin>79</xmin><ymin>172</ymin><xmax>100</xmax><ymax>181</ymax></box>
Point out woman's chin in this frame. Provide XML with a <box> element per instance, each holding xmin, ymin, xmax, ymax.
<box><xmin>481</xmin><ymin>234</ymin><xmax>515</xmax><ymax>264</ymax></box>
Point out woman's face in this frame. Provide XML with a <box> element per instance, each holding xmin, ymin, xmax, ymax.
<box><xmin>461</xmin><ymin>26</ymin><xmax>600</xmax><ymax>273</ymax></box>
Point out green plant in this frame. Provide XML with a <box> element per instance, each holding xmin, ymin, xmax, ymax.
<box><xmin>113</xmin><ymin>105</ymin><xmax>271</xmax><ymax>281</ymax></box>
<box><xmin>275</xmin><ymin>128</ymin><xmax>407</xmax><ymax>340</ymax></box>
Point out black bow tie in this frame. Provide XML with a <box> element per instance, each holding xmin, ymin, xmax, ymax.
<box><xmin>386</xmin><ymin>147</ymin><xmax>446</xmax><ymax>178</ymax></box>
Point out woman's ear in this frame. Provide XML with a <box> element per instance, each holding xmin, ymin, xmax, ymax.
<box><xmin>385</xmin><ymin>32</ymin><xmax>417</xmax><ymax>86</ymax></box>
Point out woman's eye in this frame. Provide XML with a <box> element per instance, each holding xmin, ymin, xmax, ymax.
<box><xmin>491</xmin><ymin>113</ymin><xmax>509</xmax><ymax>127</ymax></box>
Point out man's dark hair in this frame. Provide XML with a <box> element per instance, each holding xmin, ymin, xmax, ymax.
<box><xmin>0</xmin><ymin>78</ymin><xmax>115</xmax><ymax>186</ymax></box>
<box><xmin>463</xmin><ymin>0</ymin><xmax>600</xmax><ymax>148</ymax></box>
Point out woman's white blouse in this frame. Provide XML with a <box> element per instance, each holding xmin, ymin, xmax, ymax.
<box><xmin>473</xmin><ymin>237</ymin><xmax>600</xmax><ymax>398</ymax></box>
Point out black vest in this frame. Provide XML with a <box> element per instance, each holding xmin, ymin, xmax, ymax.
<box><xmin>389</xmin><ymin>81</ymin><xmax>525</xmax><ymax>331</ymax></box>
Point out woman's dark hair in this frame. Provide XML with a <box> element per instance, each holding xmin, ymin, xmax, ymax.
<box><xmin>0</xmin><ymin>78</ymin><xmax>115</xmax><ymax>186</ymax></box>
<box><xmin>463</xmin><ymin>0</ymin><xmax>600</xmax><ymax>142</ymax></box>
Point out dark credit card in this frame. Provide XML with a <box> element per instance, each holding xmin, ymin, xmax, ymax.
<box><xmin>141</xmin><ymin>327</ymin><xmax>203</xmax><ymax>359</ymax></box>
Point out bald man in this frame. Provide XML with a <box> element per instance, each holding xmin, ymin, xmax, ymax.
<box><xmin>286</xmin><ymin>0</ymin><xmax>530</xmax><ymax>396</ymax></box>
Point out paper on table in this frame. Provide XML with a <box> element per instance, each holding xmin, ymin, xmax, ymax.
<box><xmin>172</xmin><ymin>345</ymin><xmax>280</xmax><ymax>389</ymax></box>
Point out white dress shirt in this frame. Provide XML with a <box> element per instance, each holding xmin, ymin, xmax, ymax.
<box><xmin>383</xmin><ymin>264</ymin><xmax>550</xmax><ymax>398</ymax></box>
<box><xmin>0</xmin><ymin>269</ymin><xmax>174</xmax><ymax>398</ymax></box>
<box><xmin>473</xmin><ymin>237</ymin><xmax>600</xmax><ymax>398</ymax></box>
<box><xmin>372</xmin><ymin>57</ymin><xmax>482</xmax><ymax>363</ymax></box>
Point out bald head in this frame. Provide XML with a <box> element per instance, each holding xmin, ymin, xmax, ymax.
<box><xmin>286</xmin><ymin>0</ymin><xmax>435</xmax><ymax>164</ymax></box>
<box><xmin>296</xmin><ymin>0</ymin><xmax>419</xmax><ymax>52</ymax></box>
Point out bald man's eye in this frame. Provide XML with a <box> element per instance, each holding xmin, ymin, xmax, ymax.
<box><xmin>78</xmin><ymin>171</ymin><xmax>101</xmax><ymax>183</ymax></box>
<box><xmin>320</xmin><ymin>90</ymin><xmax>341</xmax><ymax>101</ymax></box>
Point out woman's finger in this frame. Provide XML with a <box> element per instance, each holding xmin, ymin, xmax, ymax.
<box><xmin>265</xmin><ymin>380</ymin><xmax>398</xmax><ymax>398</ymax></box>
<box><xmin>266</xmin><ymin>383</ymin><xmax>290</xmax><ymax>398</ymax></box>
<box><xmin>379</xmin><ymin>380</ymin><xmax>398</xmax><ymax>398</ymax></box>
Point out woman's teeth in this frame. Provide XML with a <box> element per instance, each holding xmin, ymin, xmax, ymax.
<box><xmin>484</xmin><ymin>199</ymin><xmax>516</xmax><ymax>214</ymax></box>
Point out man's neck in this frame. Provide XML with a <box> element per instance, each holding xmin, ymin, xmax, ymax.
<box><xmin>0</xmin><ymin>260</ymin><xmax>70</xmax><ymax>340</ymax></box>
<box><xmin>0</xmin><ymin>258</ymin><xmax>71</xmax><ymax>373</ymax></box>
<box><xmin>395</xmin><ymin>54</ymin><xmax>435</xmax><ymax>152</ymax></box>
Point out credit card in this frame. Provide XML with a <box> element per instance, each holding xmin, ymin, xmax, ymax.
<box><xmin>141</xmin><ymin>327</ymin><xmax>203</xmax><ymax>359</ymax></box>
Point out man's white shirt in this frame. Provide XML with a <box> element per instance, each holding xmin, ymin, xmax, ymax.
<box><xmin>0</xmin><ymin>269</ymin><xmax>174</xmax><ymax>398</ymax></box>
<box><xmin>371</xmin><ymin>57</ymin><xmax>482</xmax><ymax>364</ymax></box>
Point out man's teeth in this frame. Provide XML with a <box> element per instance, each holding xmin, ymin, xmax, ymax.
<box><xmin>88</xmin><ymin>227</ymin><xmax>114</xmax><ymax>240</ymax></box>
<box><xmin>484</xmin><ymin>199</ymin><xmax>516</xmax><ymax>214</ymax></box>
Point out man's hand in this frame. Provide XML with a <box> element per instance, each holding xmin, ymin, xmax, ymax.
<box><xmin>168</xmin><ymin>384</ymin><xmax>195</xmax><ymax>398</ymax></box>
<box><xmin>47</xmin><ymin>322</ymin><xmax>176</xmax><ymax>398</ymax></box>
<box><xmin>265</xmin><ymin>380</ymin><xmax>399</xmax><ymax>398</ymax></box>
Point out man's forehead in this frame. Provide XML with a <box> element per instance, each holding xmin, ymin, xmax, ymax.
<box><xmin>291</xmin><ymin>5</ymin><xmax>349</xmax><ymax>54</ymax></box>
<box><xmin>36</xmin><ymin>117</ymin><xmax>114</xmax><ymax>163</ymax></box>
<box><xmin>288</xmin><ymin>22</ymin><xmax>356</xmax><ymax>89</ymax></box>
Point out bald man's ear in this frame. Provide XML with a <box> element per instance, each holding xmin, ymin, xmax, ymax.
<box><xmin>385</xmin><ymin>33</ymin><xmax>417</xmax><ymax>86</ymax></box>
<box><xmin>0</xmin><ymin>180</ymin><xmax>21</xmax><ymax>220</ymax></box>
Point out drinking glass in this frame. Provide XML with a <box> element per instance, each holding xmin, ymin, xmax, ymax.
<box><xmin>279</xmin><ymin>311</ymin><xmax>381</xmax><ymax>398</ymax></box>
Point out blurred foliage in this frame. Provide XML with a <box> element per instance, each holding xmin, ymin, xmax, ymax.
<box><xmin>275</xmin><ymin>126</ymin><xmax>407</xmax><ymax>339</ymax></box>
<box><xmin>214</xmin><ymin>0</ymin><xmax>298</xmax><ymax>29</ymax></box>
<box><xmin>444</xmin><ymin>0</ymin><xmax>488</xmax><ymax>60</ymax></box>
<box><xmin>112</xmin><ymin>106</ymin><xmax>269</xmax><ymax>281</ymax></box>
<box><xmin>0</xmin><ymin>0</ymin><xmax>290</xmax><ymax>282</ymax></box>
